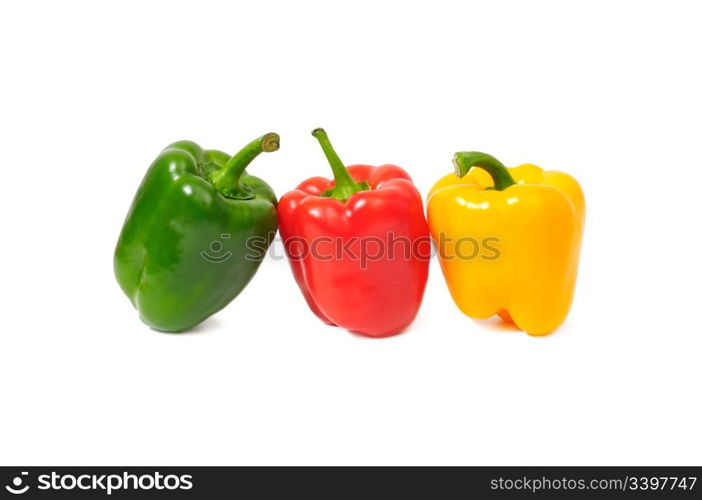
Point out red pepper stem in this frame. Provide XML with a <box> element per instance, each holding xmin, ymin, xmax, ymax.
<box><xmin>312</xmin><ymin>128</ymin><xmax>370</xmax><ymax>201</ymax></box>
<box><xmin>453</xmin><ymin>151</ymin><xmax>516</xmax><ymax>191</ymax></box>
<box><xmin>211</xmin><ymin>133</ymin><xmax>279</xmax><ymax>198</ymax></box>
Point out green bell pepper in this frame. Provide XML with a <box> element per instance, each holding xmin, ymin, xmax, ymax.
<box><xmin>114</xmin><ymin>133</ymin><xmax>279</xmax><ymax>332</ymax></box>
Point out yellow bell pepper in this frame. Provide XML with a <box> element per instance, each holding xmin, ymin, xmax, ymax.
<box><xmin>427</xmin><ymin>152</ymin><xmax>585</xmax><ymax>336</ymax></box>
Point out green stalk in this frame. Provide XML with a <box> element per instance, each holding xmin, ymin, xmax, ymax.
<box><xmin>453</xmin><ymin>152</ymin><xmax>516</xmax><ymax>191</ymax></box>
<box><xmin>211</xmin><ymin>133</ymin><xmax>279</xmax><ymax>198</ymax></box>
<box><xmin>312</xmin><ymin>128</ymin><xmax>370</xmax><ymax>201</ymax></box>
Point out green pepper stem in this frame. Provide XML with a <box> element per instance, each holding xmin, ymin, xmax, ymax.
<box><xmin>312</xmin><ymin>128</ymin><xmax>370</xmax><ymax>201</ymax></box>
<box><xmin>453</xmin><ymin>152</ymin><xmax>516</xmax><ymax>191</ymax></box>
<box><xmin>211</xmin><ymin>132</ymin><xmax>279</xmax><ymax>198</ymax></box>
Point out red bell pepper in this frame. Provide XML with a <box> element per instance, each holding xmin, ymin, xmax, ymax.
<box><xmin>278</xmin><ymin>129</ymin><xmax>430</xmax><ymax>337</ymax></box>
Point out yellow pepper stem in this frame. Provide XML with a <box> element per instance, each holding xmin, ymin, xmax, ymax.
<box><xmin>453</xmin><ymin>152</ymin><xmax>516</xmax><ymax>191</ymax></box>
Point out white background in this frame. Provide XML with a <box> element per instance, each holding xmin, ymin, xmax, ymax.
<box><xmin>1</xmin><ymin>0</ymin><xmax>700</xmax><ymax>465</ymax></box>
